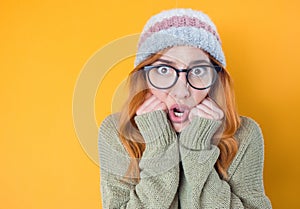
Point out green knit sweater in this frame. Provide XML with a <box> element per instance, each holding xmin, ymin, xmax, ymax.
<box><xmin>98</xmin><ymin>110</ymin><xmax>272</xmax><ymax>208</ymax></box>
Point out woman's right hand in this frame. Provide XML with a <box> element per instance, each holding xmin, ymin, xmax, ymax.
<box><xmin>136</xmin><ymin>93</ymin><xmax>167</xmax><ymax>115</ymax></box>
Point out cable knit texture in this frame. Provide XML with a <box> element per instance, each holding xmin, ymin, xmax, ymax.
<box><xmin>98</xmin><ymin>110</ymin><xmax>272</xmax><ymax>208</ymax></box>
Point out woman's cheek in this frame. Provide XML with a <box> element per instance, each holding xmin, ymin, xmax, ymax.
<box><xmin>191</xmin><ymin>89</ymin><xmax>209</xmax><ymax>105</ymax></box>
<box><xmin>149</xmin><ymin>88</ymin><xmax>169</xmax><ymax>103</ymax></box>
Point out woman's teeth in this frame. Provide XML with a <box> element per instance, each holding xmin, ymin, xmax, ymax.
<box><xmin>174</xmin><ymin>111</ymin><xmax>184</xmax><ymax>117</ymax></box>
<box><xmin>174</xmin><ymin>109</ymin><xmax>184</xmax><ymax>117</ymax></box>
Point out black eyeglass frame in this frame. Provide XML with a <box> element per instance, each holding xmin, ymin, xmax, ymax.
<box><xmin>143</xmin><ymin>64</ymin><xmax>222</xmax><ymax>90</ymax></box>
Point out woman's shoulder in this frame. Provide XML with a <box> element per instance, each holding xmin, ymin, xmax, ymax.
<box><xmin>227</xmin><ymin>116</ymin><xmax>265</xmax><ymax>178</ymax></box>
<box><xmin>234</xmin><ymin>115</ymin><xmax>265</xmax><ymax>155</ymax></box>
<box><xmin>99</xmin><ymin>112</ymin><xmax>121</xmax><ymax>131</ymax></box>
<box><xmin>234</xmin><ymin>116</ymin><xmax>264</xmax><ymax>145</ymax></box>
<box><xmin>98</xmin><ymin>113</ymin><xmax>131</xmax><ymax>177</ymax></box>
<box><xmin>98</xmin><ymin>112</ymin><xmax>128</xmax><ymax>155</ymax></box>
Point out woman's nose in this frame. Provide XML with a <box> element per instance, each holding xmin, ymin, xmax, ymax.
<box><xmin>169</xmin><ymin>73</ymin><xmax>190</xmax><ymax>99</ymax></box>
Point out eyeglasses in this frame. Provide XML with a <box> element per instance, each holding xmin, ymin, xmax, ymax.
<box><xmin>143</xmin><ymin>64</ymin><xmax>222</xmax><ymax>90</ymax></box>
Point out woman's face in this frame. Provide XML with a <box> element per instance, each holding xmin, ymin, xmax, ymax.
<box><xmin>147</xmin><ymin>46</ymin><xmax>211</xmax><ymax>131</ymax></box>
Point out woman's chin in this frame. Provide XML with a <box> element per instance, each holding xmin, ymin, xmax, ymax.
<box><xmin>172</xmin><ymin>121</ymin><xmax>189</xmax><ymax>133</ymax></box>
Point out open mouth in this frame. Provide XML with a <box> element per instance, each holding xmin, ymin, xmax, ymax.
<box><xmin>168</xmin><ymin>104</ymin><xmax>190</xmax><ymax>123</ymax></box>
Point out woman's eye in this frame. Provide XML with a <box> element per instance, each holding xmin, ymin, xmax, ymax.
<box><xmin>157</xmin><ymin>66</ymin><xmax>171</xmax><ymax>75</ymax></box>
<box><xmin>191</xmin><ymin>67</ymin><xmax>205</xmax><ymax>76</ymax></box>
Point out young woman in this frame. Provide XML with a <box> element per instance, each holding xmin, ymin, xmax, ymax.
<box><xmin>98</xmin><ymin>8</ymin><xmax>272</xmax><ymax>208</ymax></box>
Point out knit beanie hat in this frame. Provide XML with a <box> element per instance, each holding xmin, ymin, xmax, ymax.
<box><xmin>134</xmin><ymin>8</ymin><xmax>226</xmax><ymax>68</ymax></box>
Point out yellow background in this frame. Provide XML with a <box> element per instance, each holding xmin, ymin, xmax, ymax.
<box><xmin>1</xmin><ymin>0</ymin><xmax>300</xmax><ymax>208</ymax></box>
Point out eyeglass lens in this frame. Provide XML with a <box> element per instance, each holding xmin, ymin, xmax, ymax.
<box><xmin>147</xmin><ymin>65</ymin><xmax>216</xmax><ymax>89</ymax></box>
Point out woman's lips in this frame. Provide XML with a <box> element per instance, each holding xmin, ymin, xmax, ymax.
<box><xmin>168</xmin><ymin>104</ymin><xmax>190</xmax><ymax>123</ymax></box>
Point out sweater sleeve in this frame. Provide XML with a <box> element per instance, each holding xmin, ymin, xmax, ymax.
<box><xmin>98</xmin><ymin>110</ymin><xmax>180</xmax><ymax>209</ymax></box>
<box><xmin>178</xmin><ymin>116</ymin><xmax>272</xmax><ymax>209</ymax></box>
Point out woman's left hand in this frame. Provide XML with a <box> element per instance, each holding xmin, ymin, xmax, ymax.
<box><xmin>188</xmin><ymin>97</ymin><xmax>224</xmax><ymax>122</ymax></box>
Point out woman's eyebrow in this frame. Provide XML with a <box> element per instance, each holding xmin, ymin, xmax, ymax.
<box><xmin>155</xmin><ymin>58</ymin><xmax>210</xmax><ymax>65</ymax></box>
<box><xmin>155</xmin><ymin>58</ymin><xmax>175</xmax><ymax>64</ymax></box>
<box><xmin>189</xmin><ymin>60</ymin><xmax>210</xmax><ymax>65</ymax></box>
